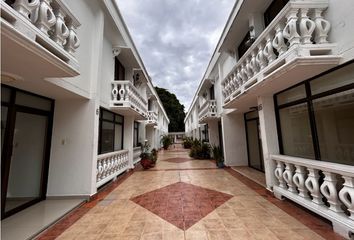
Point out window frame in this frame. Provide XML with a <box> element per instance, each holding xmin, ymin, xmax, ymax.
<box><xmin>274</xmin><ymin>60</ymin><xmax>354</xmax><ymax>162</ymax></box>
<box><xmin>98</xmin><ymin>108</ymin><xmax>124</xmax><ymax>154</ymax></box>
<box><xmin>133</xmin><ymin>121</ymin><xmax>140</xmax><ymax>147</ymax></box>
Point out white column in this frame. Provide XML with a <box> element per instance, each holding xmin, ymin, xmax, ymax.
<box><xmin>257</xmin><ymin>96</ymin><xmax>280</xmax><ymax>191</ymax></box>
<box><xmin>208</xmin><ymin>120</ymin><xmax>220</xmax><ymax>147</ymax></box>
<box><xmin>124</xmin><ymin>116</ymin><xmax>135</xmax><ymax>169</ymax></box>
<box><xmin>221</xmin><ymin>111</ymin><xmax>248</xmax><ymax>166</ymax></box>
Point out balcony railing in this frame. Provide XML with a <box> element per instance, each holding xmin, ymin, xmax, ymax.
<box><xmin>133</xmin><ymin>147</ymin><xmax>142</xmax><ymax>164</ymax></box>
<box><xmin>96</xmin><ymin>150</ymin><xmax>129</xmax><ymax>188</ymax></box>
<box><xmin>199</xmin><ymin>100</ymin><xmax>217</xmax><ymax>123</ymax></box>
<box><xmin>272</xmin><ymin>154</ymin><xmax>354</xmax><ymax>237</ymax></box>
<box><xmin>1</xmin><ymin>0</ymin><xmax>80</xmax><ymax>71</ymax></box>
<box><xmin>222</xmin><ymin>1</ymin><xmax>336</xmax><ymax>105</ymax></box>
<box><xmin>111</xmin><ymin>81</ymin><xmax>148</xmax><ymax>118</ymax></box>
<box><xmin>146</xmin><ymin>111</ymin><xmax>158</xmax><ymax>126</ymax></box>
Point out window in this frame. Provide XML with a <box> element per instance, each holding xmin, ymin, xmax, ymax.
<box><xmin>275</xmin><ymin>62</ymin><xmax>354</xmax><ymax>165</ymax></box>
<box><xmin>133</xmin><ymin>121</ymin><xmax>139</xmax><ymax>147</ymax></box>
<box><xmin>264</xmin><ymin>0</ymin><xmax>289</xmax><ymax>27</ymax></box>
<box><xmin>202</xmin><ymin>124</ymin><xmax>209</xmax><ymax>142</ymax></box>
<box><xmin>237</xmin><ymin>32</ymin><xmax>254</xmax><ymax>59</ymax></box>
<box><xmin>114</xmin><ymin>58</ymin><xmax>125</xmax><ymax>80</ymax></box>
<box><xmin>210</xmin><ymin>85</ymin><xmax>215</xmax><ymax>100</ymax></box>
<box><xmin>98</xmin><ymin>108</ymin><xmax>124</xmax><ymax>154</ymax></box>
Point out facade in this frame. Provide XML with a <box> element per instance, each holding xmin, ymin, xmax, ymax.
<box><xmin>1</xmin><ymin>0</ymin><xmax>169</xmax><ymax>223</ymax></box>
<box><xmin>185</xmin><ymin>0</ymin><xmax>354</xmax><ymax>238</ymax></box>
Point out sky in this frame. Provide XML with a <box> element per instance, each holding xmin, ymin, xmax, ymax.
<box><xmin>116</xmin><ymin>0</ymin><xmax>235</xmax><ymax>111</ymax></box>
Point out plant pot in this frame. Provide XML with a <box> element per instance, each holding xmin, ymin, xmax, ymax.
<box><xmin>141</xmin><ymin>159</ymin><xmax>152</xmax><ymax>169</ymax></box>
<box><xmin>216</xmin><ymin>161</ymin><xmax>225</xmax><ymax>168</ymax></box>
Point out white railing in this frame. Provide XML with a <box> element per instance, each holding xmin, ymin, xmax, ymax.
<box><xmin>2</xmin><ymin>0</ymin><xmax>80</xmax><ymax>61</ymax></box>
<box><xmin>199</xmin><ymin>100</ymin><xmax>217</xmax><ymax>123</ymax></box>
<box><xmin>96</xmin><ymin>149</ymin><xmax>129</xmax><ymax>188</ymax></box>
<box><xmin>222</xmin><ymin>1</ymin><xmax>333</xmax><ymax>104</ymax></box>
<box><xmin>133</xmin><ymin>147</ymin><xmax>142</xmax><ymax>164</ymax></box>
<box><xmin>147</xmin><ymin>111</ymin><xmax>158</xmax><ymax>125</ymax></box>
<box><xmin>272</xmin><ymin>154</ymin><xmax>354</xmax><ymax>237</ymax></box>
<box><xmin>111</xmin><ymin>81</ymin><xmax>148</xmax><ymax>117</ymax></box>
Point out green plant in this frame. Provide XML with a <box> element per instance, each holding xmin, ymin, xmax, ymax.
<box><xmin>182</xmin><ymin>137</ymin><xmax>193</xmax><ymax>149</ymax></box>
<box><xmin>189</xmin><ymin>139</ymin><xmax>211</xmax><ymax>159</ymax></box>
<box><xmin>161</xmin><ymin>135</ymin><xmax>173</xmax><ymax>150</ymax></box>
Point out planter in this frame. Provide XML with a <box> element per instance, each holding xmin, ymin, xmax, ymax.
<box><xmin>216</xmin><ymin>161</ymin><xmax>225</xmax><ymax>168</ymax></box>
<box><xmin>141</xmin><ymin>158</ymin><xmax>153</xmax><ymax>169</ymax></box>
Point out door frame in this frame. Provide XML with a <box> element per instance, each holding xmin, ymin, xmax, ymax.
<box><xmin>244</xmin><ymin>111</ymin><xmax>264</xmax><ymax>172</ymax></box>
<box><xmin>1</xmin><ymin>85</ymin><xmax>54</xmax><ymax>219</ymax></box>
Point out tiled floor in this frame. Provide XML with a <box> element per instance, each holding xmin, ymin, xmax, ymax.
<box><xmin>231</xmin><ymin>166</ymin><xmax>266</xmax><ymax>188</ymax></box>
<box><xmin>37</xmin><ymin>148</ymin><xmax>343</xmax><ymax>240</ymax></box>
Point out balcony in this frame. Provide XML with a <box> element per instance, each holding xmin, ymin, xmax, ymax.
<box><xmin>111</xmin><ymin>80</ymin><xmax>148</xmax><ymax>120</ymax></box>
<box><xmin>272</xmin><ymin>154</ymin><xmax>354</xmax><ymax>237</ymax></box>
<box><xmin>222</xmin><ymin>1</ymin><xmax>341</xmax><ymax>109</ymax></box>
<box><xmin>198</xmin><ymin>100</ymin><xmax>217</xmax><ymax>123</ymax></box>
<box><xmin>96</xmin><ymin>150</ymin><xmax>129</xmax><ymax>188</ymax></box>
<box><xmin>1</xmin><ymin>0</ymin><xmax>81</xmax><ymax>78</ymax></box>
<box><xmin>133</xmin><ymin>147</ymin><xmax>142</xmax><ymax>164</ymax></box>
<box><xmin>146</xmin><ymin>110</ymin><xmax>158</xmax><ymax>126</ymax></box>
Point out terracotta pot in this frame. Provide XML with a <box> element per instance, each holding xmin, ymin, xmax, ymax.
<box><xmin>141</xmin><ymin>159</ymin><xmax>152</xmax><ymax>169</ymax></box>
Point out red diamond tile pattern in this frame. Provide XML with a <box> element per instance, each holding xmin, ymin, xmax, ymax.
<box><xmin>163</xmin><ymin>157</ymin><xmax>191</xmax><ymax>163</ymax></box>
<box><xmin>130</xmin><ymin>182</ymin><xmax>233</xmax><ymax>230</ymax></box>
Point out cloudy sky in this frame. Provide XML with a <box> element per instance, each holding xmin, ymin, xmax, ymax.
<box><xmin>116</xmin><ymin>0</ymin><xmax>235</xmax><ymax>110</ymax></box>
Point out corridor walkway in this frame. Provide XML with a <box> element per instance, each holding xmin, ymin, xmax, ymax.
<box><xmin>38</xmin><ymin>147</ymin><xmax>342</xmax><ymax>240</ymax></box>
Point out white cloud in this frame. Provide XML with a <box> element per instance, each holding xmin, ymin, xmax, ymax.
<box><xmin>116</xmin><ymin>0</ymin><xmax>235</xmax><ymax>109</ymax></box>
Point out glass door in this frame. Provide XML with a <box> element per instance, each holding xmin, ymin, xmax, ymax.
<box><xmin>245</xmin><ymin>111</ymin><xmax>264</xmax><ymax>172</ymax></box>
<box><xmin>1</xmin><ymin>85</ymin><xmax>53</xmax><ymax>219</ymax></box>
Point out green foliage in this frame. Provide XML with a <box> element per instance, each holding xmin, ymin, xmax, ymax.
<box><xmin>140</xmin><ymin>141</ymin><xmax>152</xmax><ymax>160</ymax></box>
<box><xmin>189</xmin><ymin>139</ymin><xmax>211</xmax><ymax>159</ymax></box>
<box><xmin>211</xmin><ymin>145</ymin><xmax>224</xmax><ymax>163</ymax></box>
<box><xmin>182</xmin><ymin>137</ymin><xmax>193</xmax><ymax>149</ymax></box>
<box><xmin>155</xmin><ymin>87</ymin><xmax>186</xmax><ymax>132</ymax></box>
<box><xmin>161</xmin><ymin>135</ymin><xmax>173</xmax><ymax>150</ymax></box>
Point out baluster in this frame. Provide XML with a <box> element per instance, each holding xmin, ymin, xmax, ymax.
<box><xmin>245</xmin><ymin>59</ymin><xmax>253</xmax><ymax>78</ymax></box>
<box><xmin>12</xmin><ymin>0</ymin><xmax>40</xmax><ymax>19</ymax></box>
<box><xmin>313</xmin><ymin>8</ymin><xmax>331</xmax><ymax>44</ymax></box>
<box><xmin>51</xmin><ymin>7</ymin><xmax>69</xmax><ymax>47</ymax></box>
<box><xmin>236</xmin><ymin>68</ymin><xmax>243</xmax><ymax>85</ymax></box>
<box><xmin>64</xmin><ymin>21</ymin><xmax>80</xmax><ymax>54</ymax></box>
<box><xmin>338</xmin><ymin>175</ymin><xmax>354</xmax><ymax>220</ymax></box>
<box><xmin>283</xmin><ymin>8</ymin><xmax>300</xmax><ymax>47</ymax></box>
<box><xmin>35</xmin><ymin>0</ymin><xmax>56</xmax><ymax>36</ymax></box>
<box><xmin>118</xmin><ymin>83</ymin><xmax>125</xmax><ymax>101</ymax></box>
<box><xmin>273</xmin><ymin>23</ymin><xmax>288</xmax><ymax>56</ymax></box>
<box><xmin>293</xmin><ymin>165</ymin><xmax>310</xmax><ymax>198</ymax></box>
<box><xmin>112</xmin><ymin>82</ymin><xmax>118</xmax><ymax>101</ymax></box>
<box><xmin>320</xmin><ymin>172</ymin><xmax>343</xmax><ymax>212</ymax></box>
<box><xmin>125</xmin><ymin>84</ymin><xmax>130</xmax><ymax>101</ymax></box>
<box><xmin>305</xmin><ymin>168</ymin><xmax>324</xmax><ymax>204</ymax></box>
<box><xmin>264</xmin><ymin>34</ymin><xmax>277</xmax><ymax>63</ymax></box>
<box><xmin>250</xmin><ymin>51</ymin><xmax>259</xmax><ymax>74</ymax></box>
<box><xmin>299</xmin><ymin>8</ymin><xmax>315</xmax><ymax>44</ymax></box>
<box><xmin>240</xmin><ymin>65</ymin><xmax>248</xmax><ymax>82</ymax></box>
<box><xmin>256</xmin><ymin>43</ymin><xmax>267</xmax><ymax>70</ymax></box>
<box><xmin>283</xmin><ymin>163</ymin><xmax>297</xmax><ymax>193</ymax></box>
<box><xmin>274</xmin><ymin>161</ymin><xmax>286</xmax><ymax>189</ymax></box>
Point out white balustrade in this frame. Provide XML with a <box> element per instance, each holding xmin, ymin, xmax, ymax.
<box><xmin>198</xmin><ymin>100</ymin><xmax>217</xmax><ymax>123</ymax></box>
<box><xmin>272</xmin><ymin>154</ymin><xmax>354</xmax><ymax>237</ymax></box>
<box><xmin>3</xmin><ymin>0</ymin><xmax>80</xmax><ymax>55</ymax></box>
<box><xmin>147</xmin><ymin>111</ymin><xmax>158</xmax><ymax>125</ymax></box>
<box><xmin>133</xmin><ymin>147</ymin><xmax>142</xmax><ymax>164</ymax></box>
<box><xmin>96</xmin><ymin>149</ymin><xmax>129</xmax><ymax>188</ymax></box>
<box><xmin>222</xmin><ymin>1</ymin><xmax>332</xmax><ymax>103</ymax></box>
<box><xmin>111</xmin><ymin>81</ymin><xmax>148</xmax><ymax>117</ymax></box>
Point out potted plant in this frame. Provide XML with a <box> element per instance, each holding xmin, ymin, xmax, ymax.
<box><xmin>211</xmin><ymin>145</ymin><xmax>224</xmax><ymax>168</ymax></box>
<box><xmin>160</xmin><ymin>135</ymin><xmax>172</xmax><ymax>150</ymax></box>
<box><xmin>150</xmin><ymin>148</ymin><xmax>158</xmax><ymax>167</ymax></box>
<box><xmin>140</xmin><ymin>141</ymin><xmax>153</xmax><ymax>169</ymax></box>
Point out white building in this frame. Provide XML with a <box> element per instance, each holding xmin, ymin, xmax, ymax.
<box><xmin>185</xmin><ymin>0</ymin><xmax>354</xmax><ymax>238</ymax></box>
<box><xmin>0</xmin><ymin>0</ymin><xmax>168</xmax><ymax>230</ymax></box>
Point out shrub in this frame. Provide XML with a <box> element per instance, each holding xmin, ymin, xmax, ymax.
<box><xmin>161</xmin><ymin>135</ymin><xmax>173</xmax><ymax>150</ymax></box>
<box><xmin>182</xmin><ymin>137</ymin><xmax>193</xmax><ymax>149</ymax></box>
<box><xmin>189</xmin><ymin>139</ymin><xmax>211</xmax><ymax>159</ymax></box>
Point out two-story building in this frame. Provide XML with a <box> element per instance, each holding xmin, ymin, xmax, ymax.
<box><xmin>185</xmin><ymin>0</ymin><xmax>354</xmax><ymax>238</ymax></box>
<box><xmin>1</xmin><ymin>0</ymin><xmax>169</xmax><ymax>238</ymax></box>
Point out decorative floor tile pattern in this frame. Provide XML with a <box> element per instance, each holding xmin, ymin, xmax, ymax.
<box><xmin>163</xmin><ymin>157</ymin><xmax>191</xmax><ymax>163</ymax></box>
<box><xmin>131</xmin><ymin>182</ymin><xmax>233</xmax><ymax>230</ymax></box>
<box><xmin>35</xmin><ymin>148</ymin><xmax>343</xmax><ymax>240</ymax></box>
